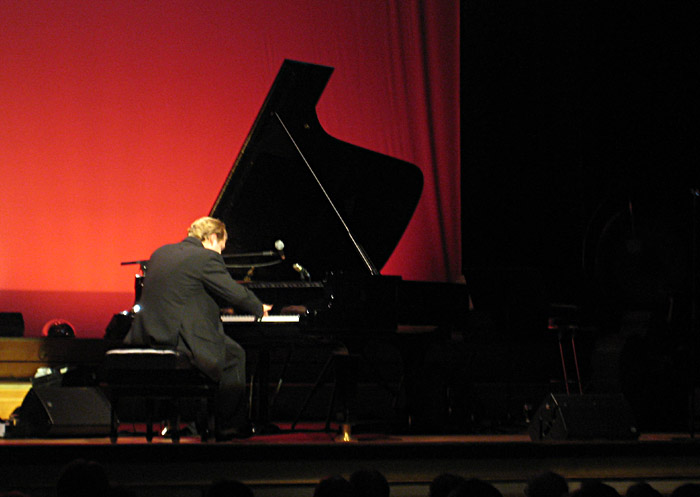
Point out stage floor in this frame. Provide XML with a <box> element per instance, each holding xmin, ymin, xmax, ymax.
<box><xmin>2</xmin><ymin>426</ymin><xmax>700</xmax><ymax>497</ymax></box>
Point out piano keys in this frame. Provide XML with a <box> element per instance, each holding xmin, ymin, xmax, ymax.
<box><xmin>221</xmin><ymin>315</ymin><xmax>301</xmax><ymax>324</ymax></box>
<box><xmin>233</xmin><ymin>275</ymin><xmax>468</xmax><ymax>335</ymax></box>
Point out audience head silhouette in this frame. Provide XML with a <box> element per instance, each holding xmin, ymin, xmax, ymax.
<box><xmin>626</xmin><ymin>482</ymin><xmax>663</xmax><ymax>497</ymax></box>
<box><xmin>430</xmin><ymin>473</ymin><xmax>468</xmax><ymax>497</ymax></box>
<box><xmin>447</xmin><ymin>478</ymin><xmax>503</xmax><ymax>497</ymax></box>
<box><xmin>314</xmin><ymin>475</ymin><xmax>358</xmax><ymax>497</ymax></box>
<box><xmin>671</xmin><ymin>484</ymin><xmax>700</xmax><ymax>497</ymax></box>
<box><xmin>571</xmin><ymin>481</ymin><xmax>620</xmax><ymax>497</ymax></box>
<box><xmin>4</xmin><ymin>459</ymin><xmax>687</xmax><ymax>497</ymax></box>
<box><xmin>350</xmin><ymin>469</ymin><xmax>390</xmax><ymax>497</ymax></box>
<box><xmin>524</xmin><ymin>471</ymin><xmax>568</xmax><ymax>497</ymax></box>
<box><xmin>56</xmin><ymin>459</ymin><xmax>110</xmax><ymax>497</ymax></box>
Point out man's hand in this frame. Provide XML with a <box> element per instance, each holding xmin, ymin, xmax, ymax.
<box><xmin>262</xmin><ymin>304</ymin><xmax>273</xmax><ymax>317</ymax></box>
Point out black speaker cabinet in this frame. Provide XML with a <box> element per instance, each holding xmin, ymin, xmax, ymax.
<box><xmin>0</xmin><ymin>312</ymin><xmax>24</xmax><ymax>337</ymax></box>
<box><xmin>529</xmin><ymin>393</ymin><xmax>639</xmax><ymax>441</ymax></box>
<box><xmin>17</xmin><ymin>386</ymin><xmax>111</xmax><ymax>437</ymax></box>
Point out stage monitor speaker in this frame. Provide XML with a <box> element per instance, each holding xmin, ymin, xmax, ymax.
<box><xmin>16</xmin><ymin>386</ymin><xmax>111</xmax><ymax>437</ymax></box>
<box><xmin>529</xmin><ymin>393</ymin><xmax>639</xmax><ymax>441</ymax></box>
<box><xmin>0</xmin><ymin>312</ymin><xmax>24</xmax><ymax>337</ymax></box>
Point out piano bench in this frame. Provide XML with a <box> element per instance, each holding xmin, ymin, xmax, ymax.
<box><xmin>100</xmin><ymin>348</ymin><xmax>217</xmax><ymax>443</ymax></box>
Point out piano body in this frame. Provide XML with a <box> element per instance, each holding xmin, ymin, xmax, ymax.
<box><xmin>211</xmin><ymin>60</ymin><xmax>468</xmax><ymax>427</ymax></box>
<box><xmin>211</xmin><ymin>59</ymin><xmax>467</xmax><ymax>333</ymax></box>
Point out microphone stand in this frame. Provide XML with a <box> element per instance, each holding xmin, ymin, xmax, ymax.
<box><xmin>121</xmin><ymin>259</ymin><xmax>149</xmax><ymax>276</ymax></box>
<box><xmin>689</xmin><ymin>188</ymin><xmax>699</xmax><ymax>437</ymax></box>
<box><xmin>223</xmin><ymin>250</ymin><xmax>284</xmax><ymax>270</ymax></box>
<box><xmin>223</xmin><ymin>250</ymin><xmax>276</xmax><ymax>259</ymax></box>
<box><xmin>121</xmin><ymin>259</ymin><xmax>149</xmax><ymax>304</ymax></box>
<box><xmin>691</xmin><ymin>189</ymin><xmax>699</xmax><ymax>341</ymax></box>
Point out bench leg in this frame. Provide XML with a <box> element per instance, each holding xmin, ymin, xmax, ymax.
<box><xmin>146</xmin><ymin>398</ymin><xmax>155</xmax><ymax>442</ymax></box>
<box><xmin>206</xmin><ymin>394</ymin><xmax>216</xmax><ymax>442</ymax></box>
<box><xmin>171</xmin><ymin>401</ymin><xmax>181</xmax><ymax>444</ymax></box>
<box><xmin>110</xmin><ymin>395</ymin><xmax>119</xmax><ymax>444</ymax></box>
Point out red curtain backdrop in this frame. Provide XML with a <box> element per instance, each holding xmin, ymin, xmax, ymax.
<box><xmin>0</xmin><ymin>0</ymin><xmax>460</xmax><ymax>336</ymax></box>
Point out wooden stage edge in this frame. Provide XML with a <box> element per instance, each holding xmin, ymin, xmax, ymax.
<box><xmin>2</xmin><ymin>429</ymin><xmax>700</xmax><ymax>497</ymax></box>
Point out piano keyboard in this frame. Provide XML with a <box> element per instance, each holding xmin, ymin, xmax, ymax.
<box><xmin>221</xmin><ymin>315</ymin><xmax>301</xmax><ymax>323</ymax></box>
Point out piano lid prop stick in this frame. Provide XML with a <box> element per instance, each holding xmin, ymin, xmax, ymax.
<box><xmin>274</xmin><ymin>111</ymin><xmax>379</xmax><ymax>275</ymax></box>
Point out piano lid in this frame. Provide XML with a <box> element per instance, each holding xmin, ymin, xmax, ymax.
<box><xmin>210</xmin><ymin>60</ymin><xmax>423</xmax><ymax>280</ymax></box>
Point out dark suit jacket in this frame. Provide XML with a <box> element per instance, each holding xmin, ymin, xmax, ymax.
<box><xmin>124</xmin><ymin>236</ymin><xmax>263</xmax><ymax>381</ymax></box>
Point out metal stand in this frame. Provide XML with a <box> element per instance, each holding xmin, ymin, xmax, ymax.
<box><xmin>548</xmin><ymin>306</ymin><xmax>583</xmax><ymax>395</ymax></box>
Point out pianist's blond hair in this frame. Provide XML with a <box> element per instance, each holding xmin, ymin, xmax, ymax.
<box><xmin>187</xmin><ymin>217</ymin><xmax>228</xmax><ymax>243</ymax></box>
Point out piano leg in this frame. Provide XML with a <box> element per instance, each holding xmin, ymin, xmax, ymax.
<box><xmin>394</xmin><ymin>329</ymin><xmax>468</xmax><ymax>434</ymax></box>
<box><xmin>248</xmin><ymin>343</ymin><xmax>283</xmax><ymax>434</ymax></box>
<box><xmin>325</xmin><ymin>353</ymin><xmax>359</xmax><ymax>432</ymax></box>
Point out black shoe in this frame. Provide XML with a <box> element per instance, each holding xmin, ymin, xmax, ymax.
<box><xmin>251</xmin><ymin>422</ymin><xmax>281</xmax><ymax>435</ymax></box>
<box><xmin>162</xmin><ymin>422</ymin><xmax>198</xmax><ymax>439</ymax></box>
<box><xmin>215</xmin><ymin>423</ymin><xmax>253</xmax><ymax>441</ymax></box>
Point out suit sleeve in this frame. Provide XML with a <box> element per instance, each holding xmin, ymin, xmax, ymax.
<box><xmin>201</xmin><ymin>252</ymin><xmax>264</xmax><ymax>317</ymax></box>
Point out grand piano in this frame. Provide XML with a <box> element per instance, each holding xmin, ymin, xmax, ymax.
<box><xmin>211</xmin><ymin>59</ymin><xmax>467</xmax><ymax>333</ymax></box>
<box><xmin>212</xmin><ymin>60</ymin><xmax>468</xmax><ymax>431</ymax></box>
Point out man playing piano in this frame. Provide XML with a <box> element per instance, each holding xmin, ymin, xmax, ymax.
<box><xmin>124</xmin><ymin>216</ymin><xmax>272</xmax><ymax>440</ymax></box>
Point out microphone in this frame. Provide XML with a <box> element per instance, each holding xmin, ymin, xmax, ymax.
<box><xmin>292</xmin><ymin>263</ymin><xmax>311</xmax><ymax>281</ymax></box>
<box><xmin>274</xmin><ymin>239</ymin><xmax>285</xmax><ymax>260</ymax></box>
